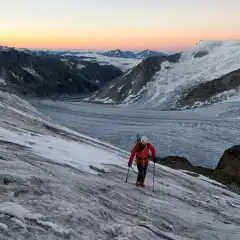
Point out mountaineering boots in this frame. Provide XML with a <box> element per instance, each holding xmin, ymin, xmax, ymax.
<box><xmin>140</xmin><ymin>181</ymin><xmax>145</xmax><ymax>187</ymax></box>
<box><xmin>136</xmin><ymin>180</ymin><xmax>140</xmax><ymax>186</ymax></box>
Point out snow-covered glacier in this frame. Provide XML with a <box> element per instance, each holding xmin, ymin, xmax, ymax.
<box><xmin>1</xmin><ymin>91</ymin><xmax>240</xmax><ymax>239</ymax></box>
<box><xmin>90</xmin><ymin>40</ymin><xmax>240</xmax><ymax>110</ymax></box>
<box><xmin>143</xmin><ymin>40</ymin><xmax>240</xmax><ymax>109</ymax></box>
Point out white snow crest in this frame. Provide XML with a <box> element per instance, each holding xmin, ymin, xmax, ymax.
<box><xmin>22</xmin><ymin>67</ymin><xmax>41</xmax><ymax>78</ymax></box>
<box><xmin>0</xmin><ymin>222</ymin><xmax>8</xmax><ymax>231</ymax></box>
<box><xmin>93</xmin><ymin>97</ymin><xmax>115</xmax><ymax>104</ymax></box>
<box><xmin>0</xmin><ymin>202</ymin><xmax>71</xmax><ymax>234</ymax></box>
<box><xmin>0</xmin><ymin>77</ymin><xmax>6</xmax><ymax>85</ymax></box>
<box><xmin>0</xmin><ymin>90</ymin><xmax>40</xmax><ymax>114</ymax></box>
<box><xmin>77</xmin><ymin>64</ymin><xmax>86</xmax><ymax>70</ymax></box>
<box><xmin>0</xmin><ymin>202</ymin><xmax>42</xmax><ymax>221</ymax></box>
<box><xmin>37</xmin><ymin>220</ymin><xmax>70</xmax><ymax>234</ymax></box>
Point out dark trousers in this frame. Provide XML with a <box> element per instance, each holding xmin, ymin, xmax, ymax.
<box><xmin>137</xmin><ymin>163</ymin><xmax>148</xmax><ymax>182</ymax></box>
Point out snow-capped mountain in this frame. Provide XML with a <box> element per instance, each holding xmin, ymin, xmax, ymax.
<box><xmin>1</xmin><ymin>88</ymin><xmax>240</xmax><ymax>239</ymax></box>
<box><xmin>101</xmin><ymin>49</ymin><xmax>136</xmax><ymax>58</ymax></box>
<box><xmin>100</xmin><ymin>49</ymin><xmax>169</xmax><ymax>59</ymax></box>
<box><xmin>87</xmin><ymin>40</ymin><xmax>240</xmax><ymax>109</ymax></box>
<box><xmin>136</xmin><ymin>49</ymin><xmax>168</xmax><ymax>58</ymax></box>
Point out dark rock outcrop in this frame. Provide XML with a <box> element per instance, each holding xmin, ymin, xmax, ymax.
<box><xmin>176</xmin><ymin>68</ymin><xmax>240</xmax><ymax>108</ymax></box>
<box><xmin>193</xmin><ymin>50</ymin><xmax>209</xmax><ymax>58</ymax></box>
<box><xmin>155</xmin><ymin>146</ymin><xmax>240</xmax><ymax>194</ymax></box>
<box><xmin>89</xmin><ymin>53</ymin><xmax>181</xmax><ymax>103</ymax></box>
<box><xmin>216</xmin><ymin>145</ymin><xmax>240</xmax><ymax>176</ymax></box>
<box><xmin>0</xmin><ymin>48</ymin><xmax>122</xmax><ymax>98</ymax></box>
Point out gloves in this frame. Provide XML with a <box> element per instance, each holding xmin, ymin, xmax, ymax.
<box><xmin>128</xmin><ymin>162</ymin><xmax>132</xmax><ymax>167</ymax></box>
<box><xmin>153</xmin><ymin>158</ymin><xmax>157</xmax><ymax>163</ymax></box>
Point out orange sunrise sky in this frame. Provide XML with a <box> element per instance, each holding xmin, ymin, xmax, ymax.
<box><xmin>0</xmin><ymin>0</ymin><xmax>239</xmax><ymax>52</ymax></box>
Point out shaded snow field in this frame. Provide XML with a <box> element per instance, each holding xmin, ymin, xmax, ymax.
<box><xmin>1</xmin><ymin>92</ymin><xmax>240</xmax><ymax>239</ymax></box>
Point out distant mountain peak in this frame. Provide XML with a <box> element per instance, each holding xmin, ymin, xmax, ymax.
<box><xmin>101</xmin><ymin>49</ymin><xmax>136</xmax><ymax>59</ymax></box>
<box><xmin>136</xmin><ymin>49</ymin><xmax>168</xmax><ymax>58</ymax></box>
<box><xmin>101</xmin><ymin>48</ymin><xmax>168</xmax><ymax>59</ymax></box>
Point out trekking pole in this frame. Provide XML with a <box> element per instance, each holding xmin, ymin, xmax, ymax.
<box><xmin>125</xmin><ymin>167</ymin><xmax>130</xmax><ymax>183</ymax></box>
<box><xmin>153</xmin><ymin>161</ymin><xmax>156</xmax><ymax>192</ymax></box>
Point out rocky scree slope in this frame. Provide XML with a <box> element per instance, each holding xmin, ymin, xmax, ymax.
<box><xmin>0</xmin><ymin>48</ymin><xmax>122</xmax><ymax>98</ymax></box>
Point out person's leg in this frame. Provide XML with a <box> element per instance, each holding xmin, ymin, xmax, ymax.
<box><xmin>140</xmin><ymin>164</ymin><xmax>148</xmax><ymax>187</ymax></box>
<box><xmin>136</xmin><ymin>163</ymin><xmax>144</xmax><ymax>186</ymax></box>
<box><xmin>143</xmin><ymin>164</ymin><xmax>148</xmax><ymax>179</ymax></box>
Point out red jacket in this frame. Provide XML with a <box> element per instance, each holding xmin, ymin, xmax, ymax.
<box><xmin>128</xmin><ymin>142</ymin><xmax>156</xmax><ymax>165</ymax></box>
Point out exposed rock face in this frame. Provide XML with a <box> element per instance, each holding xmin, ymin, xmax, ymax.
<box><xmin>155</xmin><ymin>147</ymin><xmax>240</xmax><ymax>194</ymax></box>
<box><xmin>176</xmin><ymin>68</ymin><xmax>240</xmax><ymax>108</ymax></box>
<box><xmin>216</xmin><ymin>145</ymin><xmax>240</xmax><ymax>176</ymax></box>
<box><xmin>89</xmin><ymin>53</ymin><xmax>181</xmax><ymax>103</ymax></box>
<box><xmin>193</xmin><ymin>50</ymin><xmax>209</xmax><ymax>58</ymax></box>
<box><xmin>156</xmin><ymin>156</ymin><xmax>193</xmax><ymax>171</ymax></box>
<box><xmin>0</xmin><ymin>49</ymin><xmax>122</xmax><ymax>97</ymax></box>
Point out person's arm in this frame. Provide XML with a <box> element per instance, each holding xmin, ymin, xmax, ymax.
<box><xmin>148</xmin><ymin>143</ymin><xmax>156</xmax><ymax>160</ymax></box>
<box><xmin>128</xmin><ymin>143</ymin><xmax>139</xmax><ymax>165</ymax></box>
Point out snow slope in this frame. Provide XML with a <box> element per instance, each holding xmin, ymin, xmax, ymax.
<box><xmin>1</xmin><ymin>91</ymin><xmax>240</xmax><ymax>239</ymax></box>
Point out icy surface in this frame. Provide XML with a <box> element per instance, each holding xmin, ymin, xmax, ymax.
<box><xmin>1</xmin><ymin>90</ymin><xmax>240</xmax><ymax>239</ymax></box>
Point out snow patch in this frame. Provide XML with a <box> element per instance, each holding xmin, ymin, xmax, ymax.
<box><xmin>123</xmin><ymin>86</ymin><xmax>146</xmax><ymax>104</ymax></box>
<box><xmin>77</xmin><ymin>64</ymin><xmax>86</xmax><ymax>70</ymax></box>
<box><xmin>0</xmin><ymin>202</ymin><xmax>42</xmax><ymax>221</ymax></box>
<box><xmin>94</xmin><ymin>97</ymin><xmax>115</xmax><ymax>104</ymax></box>
<box><xmin>117</xmin><ymin>85</ymin><xmax>124</xmax><ymax>92</ymax></box>
<box><xmin>37</xmin><ymin>220</ymin><xmax>70</xmax><ymax>234</ymax></box>
<box><xmin>22</xmin><ymin>67</ymin><xmax>41</xmax><ymax>78</ymax></box>
<box><xmin>0</xmin><ymin>78</ymin><xmax>6</xmax><ymax>85</ymax></box>
<box><xmin>11</xmin><ymin>218</ymin><xmax>26</xmax><ymax>229</ymax></box>
<box><xmin>62</xmin><ymin>52</ymin><xmax>141</xmax><ymax>71</ymax></box>
<box><xmin>0</xmin><ymin>90</ymin><xmax>40</xmax><ymax>114</ymax></box>
<box><xmin>161</xmin><ymin>61</ymin><xmax>170</xmax><ymax>70</ymax></box>
<box><xmin>0</xmin><ymin>222</ymin><xmax>8</xmax><ymax>231</ymax></box>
